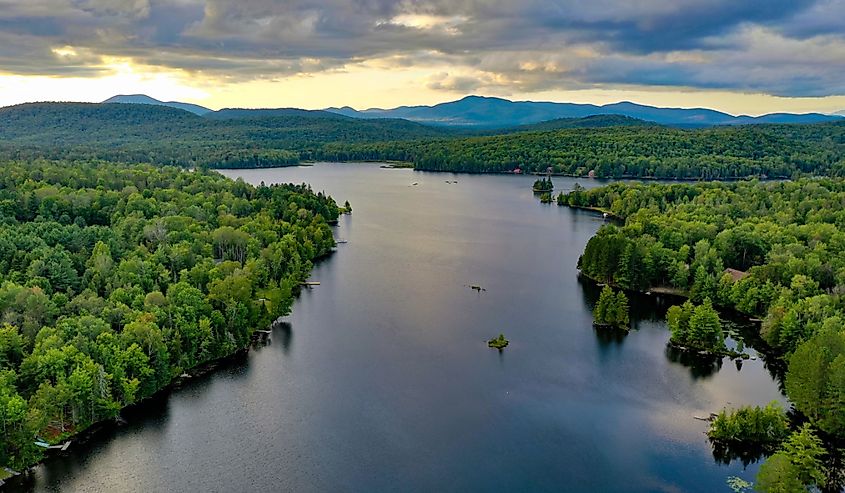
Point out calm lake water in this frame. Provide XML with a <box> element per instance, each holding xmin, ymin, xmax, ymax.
<box><xmin>13</xmin><ymin>163</ymin><xmax>785</xmax><ymax>492</ymax></box>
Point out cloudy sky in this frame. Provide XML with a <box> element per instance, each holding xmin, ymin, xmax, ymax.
<box><xmin>1</xmin><ymin>0</ymin><xmax>844</xmax><ymax>114</ymax></box>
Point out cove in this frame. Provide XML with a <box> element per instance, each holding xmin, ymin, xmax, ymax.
<box><xmin>12</xmin><ymin>163</ymin><xmax>784</xmax><ymax>493</ymax></box>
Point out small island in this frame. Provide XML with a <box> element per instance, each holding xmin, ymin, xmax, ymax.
<box><xmin>532</xmin><ymin>176</ymin><xmax>554</xmax><ymax>193</ymax></box>
<box><xmin>488</xmin><ymin>334</ymin><xmax>509</xmax><ymax>350</ymax></box>
<box><xmin>593</xmin><ymin>285</ymin><xmax>630</xmax><ymax>330</ymax></box>
<box><xmin>667</xmin><ymin>298</ymin><xmax>726</xmax><ymax>354</ymax></box>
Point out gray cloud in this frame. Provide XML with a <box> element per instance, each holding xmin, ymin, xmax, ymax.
<box><xmin>0</xmin><ymin>0</ymin><xmax>843</xmax><ymax>97</ymax></box>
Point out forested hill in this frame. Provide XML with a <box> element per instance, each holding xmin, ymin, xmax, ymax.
<box><xmin>321</xmin><ymin>122</ymin><xmax>845</xmax><ymax>179</ymax></box>
<box><xmin>489</xmin><ymin>114</ymin><xmax>652</xmax><ymax>133</ymax></box>
<box><xmin>0</xmin><ymin>101</ymin><xmax>844</xmax><ymax>179</ymax></box>
<box><xmin>0</xmin><ymin>102</ymin><xmax>456</xmax><ymax>168</ymax></box>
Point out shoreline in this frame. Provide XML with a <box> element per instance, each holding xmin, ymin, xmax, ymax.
<box><xmin>576</xmin><ymin>270</ymin><xmax>785</xmax><ymax>366</ymax></box>
<box><xmin>2</xmin><ymin>345</ymin><xmax>255</xmax><ymax>489</ymax></box>
<box><xmin>561</xmin><ymin>203</ymin><xmax>625</xmax><ymax>221</ymax></box>
<box><xmin>213</xmin><ymin>161</ymin><xmax>789</xmax><ymax>182</ymax></box>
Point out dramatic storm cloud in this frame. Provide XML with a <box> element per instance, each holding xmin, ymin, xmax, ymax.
<box><xmin>0</xmin><ymin>0</ymin><xmax>843</xmax><ymax>110</ymax></box>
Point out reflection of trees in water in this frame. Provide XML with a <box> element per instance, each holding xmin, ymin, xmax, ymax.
<box><xmin>593</xmin><ymin>325</ymin><xmax>628</xmax><ymax>347</ymax></box>
<box><xmin>710</xmin><ymin>439</ymin><xmax>769</xmax><ymax>467</ymax></box>
<box><xmin>577</xmin><ymin>276</ymin><xmax>674</xmax><ymax>325</ymax></box>
<box><xmin>724</xmin><ymin>317</ymin><xmax>787</xmax><ymax>390</ymax></box>
<box><xmin>664</xmin><ymin>345</ymin><xmax>723</xmax><ymax>379</ymax></box>
<box><xmin>272</xmin><ymin>320</ymin><xmax>293</xmax><ymax>353</ymax></box>
<box><xmin>578</xmin><ymin>276</ymin><xmax>789</xmax><ymax>386</ymax></box>
<box><xmin>575</xmin><ymin>276</ymin><xmax>845</xmax><ymax>485</ymax></box>
<box><xmin>711</xmin><ymin>436</ymin><xmax>845</xmax><ymax>493</ymax></box>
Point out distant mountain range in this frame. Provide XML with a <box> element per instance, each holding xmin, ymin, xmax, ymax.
<box><xmin>103</xmin><ymin>94</ymin><xmax>212</xmax><ymax>116</ymax></box>
<box><xmin>326</xmin><ymin>95</ymin><xmax>842</xmax><ymax>128</ymax></box>
<box><xmin>62</xmin><ymin>94</ymin><xmax>845</xmax><ymax>128</ymax></box>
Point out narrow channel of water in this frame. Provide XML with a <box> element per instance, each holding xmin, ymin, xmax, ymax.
<box><xmin>14</xmin><ymin>163</ymin><xmax>784</xmax><ymax>492</ymax></box>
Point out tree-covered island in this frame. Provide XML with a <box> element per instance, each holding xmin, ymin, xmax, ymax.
<box><xmin>532</xmin><ymin>177</ymin><xmax>554</xmax><ymax>193</ymax></box>
<box><xmin>592</xmin><ymin>285</ymin><xmax>630</xmax><ymax>330</ymax></box>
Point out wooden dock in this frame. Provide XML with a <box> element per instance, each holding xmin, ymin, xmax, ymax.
<box><xmin>35</xmin><ymin>440</ymin><xmax>72</xmax><ymax>451</ymax></box>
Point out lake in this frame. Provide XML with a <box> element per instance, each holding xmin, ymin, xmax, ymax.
<box><xmin>13</xmin><ymin>163</ymin><xmax>784</xmax><ymax>492</ymax></box>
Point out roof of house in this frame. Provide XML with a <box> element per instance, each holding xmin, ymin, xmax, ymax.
<box><xmin>723</xmin><ymin>268</ymin><xmax>749</xmax><ymax>282</ymax></box>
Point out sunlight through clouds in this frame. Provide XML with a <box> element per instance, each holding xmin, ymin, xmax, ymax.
<box><xmin>0</xmin><ymin>0</ymin><xmax>841</xmax><ymax>113</ymax></box>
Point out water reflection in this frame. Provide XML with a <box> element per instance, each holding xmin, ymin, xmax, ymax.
<box><xmin>593</xmin><ymin>325</ymin><xmax>628</xmax><ymax>347</ymax></box>
<box><xmin>578</xmin><ymin>274</ymin><xmax>788</xmax><ymax>389</ymax></box>
<box><xmin>665</xmin><ymin>345</ymin><xmax>724</xmax><ymax>379</ymax></box>
<box><xmin>273</xmin><ymin>320</ymin><xmax>293</xmax><ymax>353</ymax></box>
<box><xmin>710</xmin><ymin>439</ymin><xmax>769</xmax><ymax>467</ymax></box>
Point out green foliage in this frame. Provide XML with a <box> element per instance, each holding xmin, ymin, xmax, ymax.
<box><xmin>785</xmin><ymin>330</ymin><xmax>845</xmax><ymax>436</ymax></box>
<box><xmin>593</xmin><ymin>285</ymin><xmax>630</xmax><ymax>329</ymax></box>
<box><xmin>326</xmin><ymin>122</ymin><xmax>845</xmax><ymax>179</ymax></box>
<box><xmin>573</xmin><ymin>179</ymin><xmax>845</xmax><ymax>356</ymax></box>
<box><xmin>533</xmin><ymin>177</ymin><xmax>554</xmax><ymax>192</ymax></box>
<box><xmin>727</xmin><ymin>476</ymin><xmax>753</xmax><ymax>493</ymax></box>
<box><xmin>574</xmin><ymin>181</ymin><xmax>845</xmax><ymax>484</ymax></box>
<box><xmin>708</xmin><ymin>401</ymin><xmax>789</xmax><ymax>444</ymax></box>
<box><xmin>0</xmin><ymin>160</ymin><xmax>340</xmax><ymax>471</ymax></box>
<box><xmin>0</xmin><ymin>103</ymin><xmax>454</xmax><ymax>168</ymax></box>
<box><xmin>755</xmin><ymin>424</ymin><xmax>827</xmax><ymax>492</ymax></box>
<box><xmin>755</xmin><ymin>454</ymin><xmax>807</xmax><ymax>493</ymax></box>
<box><xmin>488</xmin><ymin>334</ymin><xmax>509</xmax><ymax>349</ymax></box>
<box><xmin>667</xmin><ymin>299</ymin><xmax>725</xmax><ymax>352</ymax></box>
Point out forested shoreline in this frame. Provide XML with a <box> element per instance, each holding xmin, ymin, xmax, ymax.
<box><xmin>0</xmin><ymin>160</ymin><xmax>340</xmax><ymax>472</ymax></box>
<box><xmin>319</xmin><ymin>123</ymin><xmax>845</xmax><ymax>179</ymax></box>
<box><xmin>560</xmin><ymin>179</ymin><xmax>845</xmax><ymax>490</ymax></box>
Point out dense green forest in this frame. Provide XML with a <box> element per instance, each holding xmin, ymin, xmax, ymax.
<box><xmin>323</xmin><ymin>123</ymin><xmax>845</xmax><ymax>179</ymax></box>
<box><xmin>0</xmin><ymin>160</ymin><xmax>340</xmax><ymax>471</ymax></box>
<box><xmin>1</xmin><ymin>103</ymin><xmax>844</xmax><ymax>180</ymax></box>
<box><xmin>561</xmin><ymin>179</ymin><xmax>845</xmax><ymax>490</ymax></box>
<box><xmin>0</xmin><ymin>103</ymin><xmax>454</xmax><ymax>168</ymax></box>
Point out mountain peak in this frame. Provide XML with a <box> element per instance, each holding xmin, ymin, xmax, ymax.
<box><xmin>102</xmin><ymin>94</ymin><xmax>212</xmax><ymax>116</ymax></box>
<box><xmin>103</xmin><ymin>94</ymin><xmax>161</xmax><ymax>104</ymax></box>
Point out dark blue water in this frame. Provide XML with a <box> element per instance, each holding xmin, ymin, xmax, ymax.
<box><xmin>15</xmin><ymin>164</ymin><xmax>784</xmax><ymax>492</ymax></box>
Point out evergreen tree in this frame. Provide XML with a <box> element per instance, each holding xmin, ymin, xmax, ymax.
<box><xmin>756</xmin><ymin>424</ymin><xmax>826</xmax><ymax>492</ymax></box>
<box><xmin>613</xmin><ymin>291</ymin><xmax>630</xmax><ymax>327</ymax></box>
<box><xmin>668</xmin><ymin>299</ymin><xmax>723</xmax><ymax>352</ymax></box>
<box><xmin>668</xmin><ymin>301</ymin><xmax>694</xmax><ymax>346</ymax></box>
<box><xmin>594</xmin><ymin>285</ymin><xmax>613</xmax><ymax>325</ymax></box>
<box><xmin>688</xmin><ymin>298</ymin><xmax>725</xmax><ymax>351</ymax></box>
<box><xmin>593</xmin><ymin>285</ymin><xmax>629</xmax><ymax>329</ymax></box>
